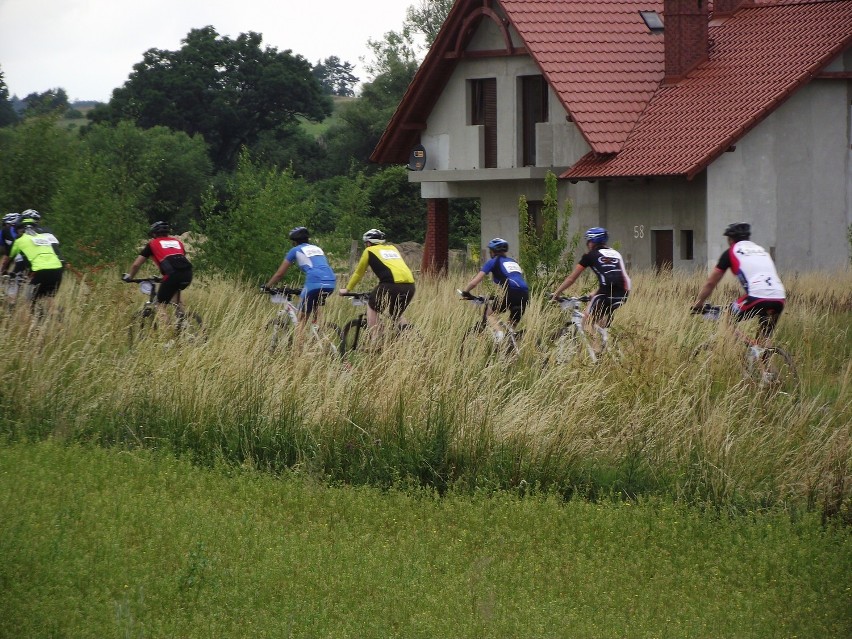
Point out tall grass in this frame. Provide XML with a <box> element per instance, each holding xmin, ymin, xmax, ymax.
<box><xmin>1</xmin><ymin>268</ymin><xmax>850</xmax><ymax>518</ymax></box>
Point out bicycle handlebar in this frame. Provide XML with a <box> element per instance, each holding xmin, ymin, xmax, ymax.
<box><xmin>261</xmin><ymin>285</ymin><xmax>302</xmax><ymax>297</ymax></box>
<box><xmin>340</xmin><ymin>292</ymin><xmax>370</xmax><ymax>299</ymax></box>
<box><xmin>692</xmin><ymin>303</ymin><xmax>722</xmax><ymax>318</ymax></box>
<box><xmin>126</xmin><ymin>276</ymin><xmax>162</xmax><ymax>284</ymax></box>
<box><xmin>552</xmin><ymin>295</ymin><xmax>591</xmax><ymax>303</ymax></box>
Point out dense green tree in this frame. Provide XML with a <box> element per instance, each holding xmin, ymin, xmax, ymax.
<box><xmin>22</xmin><ymin>88</ymin><xmax>71</xmax><ymax>117</ymax></box>
<box><xmin>312</xmin><ymin>57</ymin><xmax>359</xmax><ymax>97</ymax></box>
<box><xmin>194</xmin><ymin>150</ymin><xmax>315</xmax><ymax>280</ymax></box>
<box><xmin>89</xmin><ymin>26</ymin><xmax>332</xmax><ymax>171</ymax></box>
<box><xmin>80</xmin><ymin>122</ymin><xmax>212</xmax><ymax>229</ymax></box>
<box><xmin>0</xmin><ymin>114</ymin><xmax>77</xmax><ymax>212</ymax></box>
<box><xmin>366</xmin><ymin>165</ymin><xmax>426</xmax><ymax>242</ymax></box>
<box><xmin>250</xmin><ymin>121</ymin><xmax>328</xmax><ymax>181</ymax></box>
<box><xmin>0</xmin><ymin>69</ymin><xmax>18</xmax><ymax>127</ymax></box>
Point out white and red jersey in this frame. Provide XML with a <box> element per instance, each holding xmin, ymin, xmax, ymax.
<box><xmin>715</xmin><ymin>241</ymin><xmax>785</xmax><ymax>300</ymax></box>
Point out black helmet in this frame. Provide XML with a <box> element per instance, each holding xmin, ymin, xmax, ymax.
<box><xmin>723</xmin><ymin>223</ymin><xmax>751</xmax><ymax>241</ymax></box>
<box><xmin>149</xmin><ymin>220</ymin><xmax>171</xmax><ymax>237</ymax></box>
<box><xmin>289</xmin><ymin>226</ymin><xmax>309</xmax><ymax>243</ymax></box>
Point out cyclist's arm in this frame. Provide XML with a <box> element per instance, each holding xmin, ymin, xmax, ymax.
<box><xmin>265</xmin><ymin>259</ymin><xmax>292</xmax><ymax>289</ymax></box>
<box><xmin>461</xmin><ymin>270</ymin><xmax>486</xmax><ymax>294</ymax></box>
<box><xmin>342</xmin><ymin>250</ymin><xmax>370</xmax><ymax>293</ymax></box>
<box><xmin>126</xmin><ymin>255</ymin><xmax>147</xmax><ymax>279</ymax></box>
<box><xmin>552</xmin><ymin>264</ymin><xmax>585</xmax><ymax>297</ymax></box>
<box><xmin>692</xmin><ymin>268</ymin><xmax>725</xmax><ymax>311</ymax></box>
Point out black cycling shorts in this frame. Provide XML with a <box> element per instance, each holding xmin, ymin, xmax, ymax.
<box><xmin>587</xmin><ymin>292</ymin><xmax>628</xmax><ymax>327</ymax></box>
<box><xmin>158</xmin><ymin>269</ymin><xmax>192</xmax><ymax>303</ymax></box>
<box><xmin>300</xmin><ymin>287</ymin><xmax>334</xmax><ymax>317</ymax></box>
<box><xmin>731</xmin><ymin>297</ymin><xmax>785</xmax><ymax>338</ymax></box>
<box><xmin>491</xmin><ymin>287</ymin><xmax>529</xmax><ymax>325</ymax></box>
<box><xmin>369</xmin><ymin>282</ymin><xmax>415</xmax><ymax>319</ymax></box>
<box><xmin>31</xmin><ymin>268</ymin><xmax>63</xmax><ymax>299</ymax></box>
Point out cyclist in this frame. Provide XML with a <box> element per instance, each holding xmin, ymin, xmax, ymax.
<box><xmin>122</xmin><ymin>221</ymin><xmax>193</xmax><ymax>310</ymax></box>
<box><xmin>2</xmin><ymin>214</ymin><xmax>64</xmax><ymax>303</ymax></box>
<box><xmin>0</xmin><ymin>213</ymin><xmax>22</xmax><ymax>274</ymax></box>
<box><xmin>262</xmin><ymin>226</ymin><xmax>337</xmax><ymax>345</ymax></box>
<box><xmin>460</xmin><ymin>237</ymin><xmax>529</xmax><ymax>339</ymax></box>
<box><xmin>339</xmin><ymin>228</ymin><xmax>415</xmax><ymax>330</ymax></box>
<box><xmin>551</xmin><ymin>227</ymin><xmax>631</xmax><ymax>343</ymax></box>
<box><xmin>691</xmin><ymin>222</ymin><xmax>785</xmax><ymax>340</ymax></box>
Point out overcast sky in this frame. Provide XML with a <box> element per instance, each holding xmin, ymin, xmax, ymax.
<box><xmin>0</xmin><ymin>0</ymin><xmax>415</xmax><ymax>102</ymax></box>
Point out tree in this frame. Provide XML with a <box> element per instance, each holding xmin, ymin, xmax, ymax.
<box><xmin>0</xmin><ymin>68</ymin><xmax>18</xmax><ymax>127</ymax></box>
<box><xmin>313</xmin><ymin>57</ymin><xmax>359</xmax><ymax>97</ymax></box>
<box><xmin>404</xmin><ymin>0</ymin><xmax>455</xmax><ymax>47</ymax></box>
<box><xmin>89</xmin><ymin>26</ymin><xmax>333</xmax><ymax>171</ymax></box>
<box><xmin>80</xmin><ymin>122</ymin><xmax>212</xmax><ymax>230</ymax></box>
<box><xmin>22</xmin><ymin>88</ymin><xmax>70</xmax><ymax>117</ymax></box>
<box><xmin>518</xmin><ymin>171</ymin><xmax>579</xmax><ymax>289</ymax></box>
<box><xmin>0</xmin><ymin>114</ymin><xmax>77</xmax><ymax>212</ymax></box>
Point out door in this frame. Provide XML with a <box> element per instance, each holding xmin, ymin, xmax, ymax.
<box><xmin>653</xmin><ymin>229</ymin><xmax>673</xmax><ymax>271</ymax></box>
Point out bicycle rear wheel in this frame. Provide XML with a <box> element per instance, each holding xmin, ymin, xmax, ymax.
<box><xmin>340</xmin><ymin>317</ymin><xmax>366</xmax><ymax>359</ymax></box>
<box><xmin>175</xmin><ymin>309</ymin><xmax>206</xmax><ymax>345</ymax></box>
<box><xmin>542</xmin><ymin>325</ymin><xmax>583</xmax><ymax>365</ymax></box>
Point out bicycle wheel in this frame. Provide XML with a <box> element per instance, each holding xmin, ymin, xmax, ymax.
<box><xmin>128</xmin><ymin>308</ymin><xmax>156</xmax><ymax>346</ymax></box>
<box><xmin>175</xmin><ymin>309</ymin><xmax>206</xmax><ymax>345</ymax></box>
<box><xmin>340</xmin><ymin>317</ymin><xmax>366</xmax><ymax>359</ymax></box>
<box><xmin>545</xmin><ymin>325</ymin><xmax>577</xmax><ymax>364</ymax></box>
<box><xmin>745</xmin><ymin>346</ymin><xmax>798</xmax><ymax>393</ymax></box>
<box><xmin>459</xmin><ymin>322</ymin><xmax>487</xmax><ymax>358</ymax></box>
<box><xmin>267</xmin><ymin>315</ymin><xmax>294</xmax><ymax>353</ymax></box>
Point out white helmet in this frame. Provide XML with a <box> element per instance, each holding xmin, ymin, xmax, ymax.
<box><xmin>21</xmin><ymin>209</ymin><xmax>41</xmax><ymax>221</ymax></box>
<box><xmin>362</xmin><ymin>228</ymin><xmax>385</xmax><ymax>244</ymax></box>
<box><xmin>3</xmin><ymin>213</ymin><xmax>19</xmax><ymax>225</ymax></box>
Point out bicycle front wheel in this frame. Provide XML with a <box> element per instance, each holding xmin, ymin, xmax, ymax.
<box><xmin>128</xmin><ymin>308</ymin><xmax>156</xmax><ymax>346</ymax></box>
<box><xmin>267</xmin><ymin>316</ymin><xmax>294</xmax><ymax>353</ymax></box>
<box><xmin>339</xmin><ymin>317</ymin><xmax>366</xmax><ymax>359</ymax></box>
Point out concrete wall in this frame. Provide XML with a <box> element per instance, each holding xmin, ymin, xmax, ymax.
<box><xmin>707</xmin><ymin>75</ymin><xmax>851</xmax><ymax>270</ymax></box>
<box><xmin>599</xmin><ymin>176</ymin><xmax>707</xmax><ymax>270</ymax></box>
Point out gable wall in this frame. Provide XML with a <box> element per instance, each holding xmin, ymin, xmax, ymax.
<box><xmin>707</xmin><ymin>75</ymin><xmax>851</xmax><ymax>270</ymax></box>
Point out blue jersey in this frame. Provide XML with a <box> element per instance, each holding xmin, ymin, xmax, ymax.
<box><xmin>285</xmin><ymin>243</ymin><xmax>336</xmax><ymax>291</ymax></box>
<box><xmin>481</xmin><ymin>255</ymin><xmax>528</xmax><ymax>291</ymax></box>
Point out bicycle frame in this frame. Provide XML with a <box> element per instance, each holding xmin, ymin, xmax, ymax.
<box><xmin>457</xmin><ymin>289</ymin><xmax>521</xmax><ymax>355</ymax></box>
<box><xmin>694</xmin><ymin>303</ymin><xmax>796</xmax><ymax>391</ymax></box>
<box><xmin>551</xmin><ymin>295</ymin><xmax>606</xmax><ymax>363</ymax></box>
<box><xmin>263</xmin><ymin>286</ymin><xmax>339</xmax><ymax>355</ymax></box>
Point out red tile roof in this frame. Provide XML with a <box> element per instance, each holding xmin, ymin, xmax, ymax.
<box><xmin>567</xmin><ymin>0</ymin><xmax>852</xmax><ymax>179</ymax></box>
<box><xmin>371</xmin><ymin>0</ymin><xmax>852</xmax><ymax>180</ymax></box>
<box><xmin>499</xmin><ymin>0</ymin><xmax>665</xmax><ymax>154</ymax></box>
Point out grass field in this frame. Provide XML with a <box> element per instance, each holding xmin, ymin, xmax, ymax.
<box><xmin>1</xmin><ymin>441</ymin><xmax>849</xmax><ymax>638</ymax></box>
<box><xmin>0</xmin><ymin>267</ymin><xmax>850</xmax><ymax>635</ymax></box>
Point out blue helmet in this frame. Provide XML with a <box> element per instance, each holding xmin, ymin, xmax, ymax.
<box><xmin>487</xmin><ymin>237</ymin><xmax>509</xmax><ymax>252</ymax></box>
<box><xmin>584</xmin><ymin>227</ymin><xmax>608</xmax><ymax>244</ymax></box>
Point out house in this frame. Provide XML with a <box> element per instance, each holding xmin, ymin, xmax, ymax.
<box><xmin>370</xmin><ymin>0</ymin><xmax>852</xmax><ymax>273</ymax></box>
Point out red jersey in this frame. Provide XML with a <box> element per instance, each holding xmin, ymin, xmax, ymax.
<box><xmin>140</xmin><ymin>236</ymin><xmax>191</xmax><ymax>276</ymax></box>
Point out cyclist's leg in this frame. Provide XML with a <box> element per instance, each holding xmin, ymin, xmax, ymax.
<box><xmin>506</xmin><ymin>288</ymin><xmax>528</xmax><ymax>329</ymax></box>
<box><xmin>388</xmin><ymin>283</ymin><xmax>415</xmax><ymax>329</ymax></box>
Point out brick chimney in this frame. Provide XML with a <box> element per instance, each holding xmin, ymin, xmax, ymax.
<box><xmin>663</xmin><ymin>0</ymin><xmax>709</xmax><ymax>83</ymax></box>
<box><xmin>713</xmin><ymin>0</ymin><xmax>748</xmax><ymax>16</ymax></box>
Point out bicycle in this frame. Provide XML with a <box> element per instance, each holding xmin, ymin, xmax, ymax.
<box><xmin>338</xmin><ymin>292</ymin><xmax>416</xmax><ymax>360</ymax></box>
<box><xmin>125</xmin><ymin>276</ymin><xmax>204</xmax><ymax>346</ymax></box>
<box><xmin>692</xmin><ymin>303</ymin><xmax>797</xmax><ymax>392</ymax></box>
<box><xmin>457</xmin><ymin>289</ymin><xmax>523</xmax><ymax>359</ymax></box>
<box><xmin>260</xmin><ymin>286</ymin><xmax>340</xmax><ymax>356</ymax></box>
<box><xmin>539</xmin><ymin>295</ymin><xmax>609</xmax><ymax>365</ymax></box>
<box><xmin>0</xmin><ymin>272</ymin><xmax>26</xmax><ymax>309</ymax></box>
